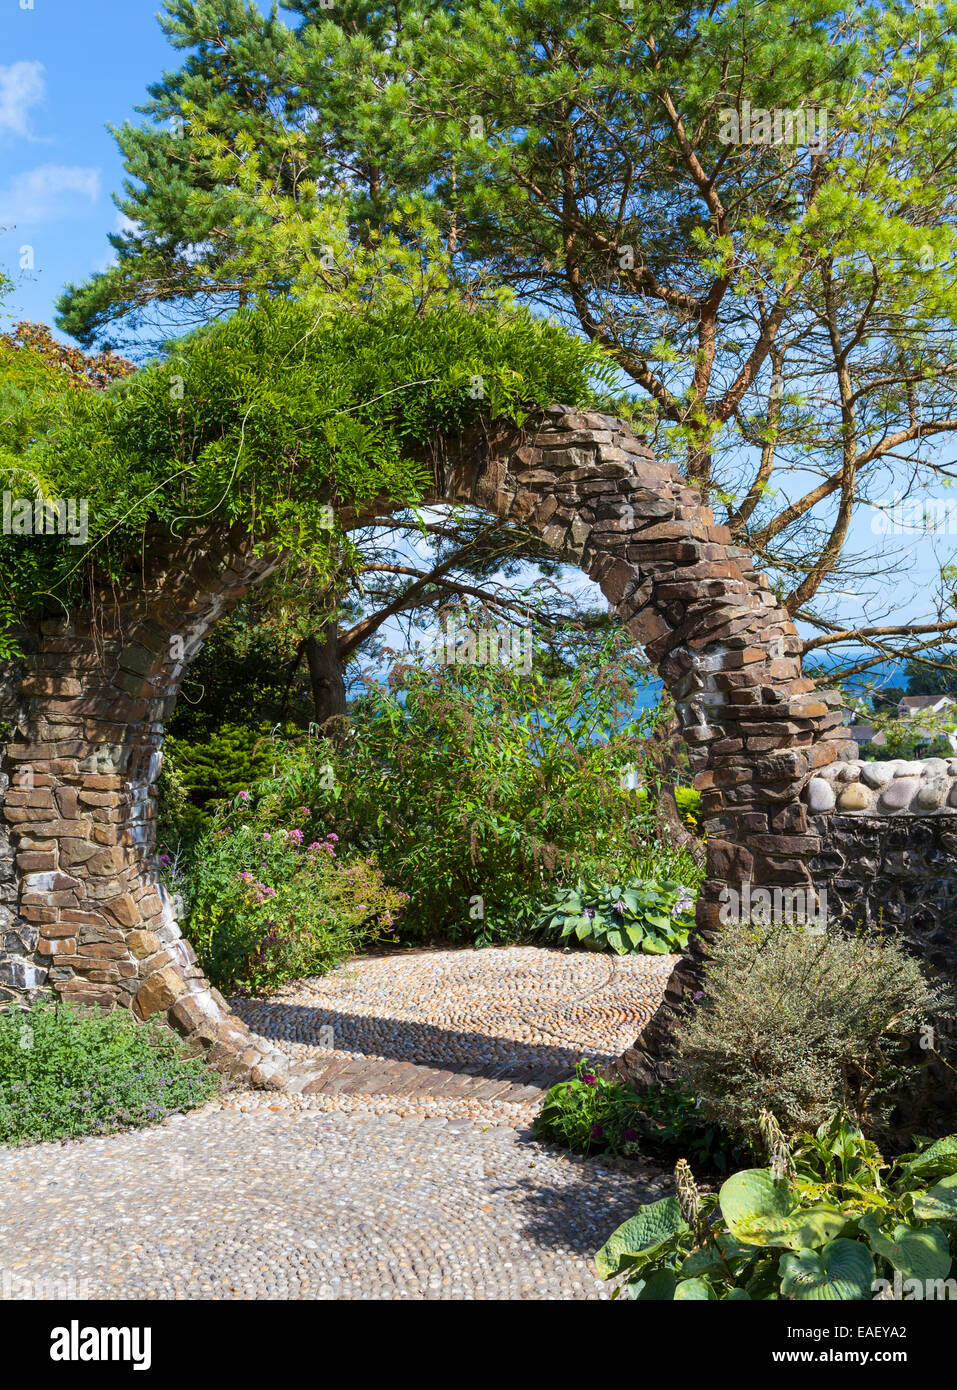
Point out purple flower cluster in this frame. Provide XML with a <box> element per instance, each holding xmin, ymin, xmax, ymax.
<box><xmin>235</xmin><ymin>869</ymin><xmax>277</xmax><ymax>905</ymax></box>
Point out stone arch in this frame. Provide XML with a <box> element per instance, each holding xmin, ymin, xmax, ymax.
<box><xmin>0</xmin><ymin>406</ymin><xmax>850</xmax><ymax>1086</ymax></box>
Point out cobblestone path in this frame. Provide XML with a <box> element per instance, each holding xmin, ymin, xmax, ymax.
<box><xmin>0</xmin><ymin>949</ymin><xmax>675</xmax><ymax>1300</ymax></box>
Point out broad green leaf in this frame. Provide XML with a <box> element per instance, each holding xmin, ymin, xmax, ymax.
<box><xmin>779</xmin><ymin>1240</ymin><xmax>875</xmax><ymax>1301</ymax></box>
<box><xmin>912</xmin><ymin>1174</ymin><xmax>957</xmax><ymax>1222</ymax></box>
<box><xmin>720</xmin><ymin>1169</ymin><xmax>792</xmax><ymax>1234</ymax></box>
<box><xmin>595</xmin><ymin>1198</ymin><xmax>689</xmax><ymax>1279</ymax></box>
<box><xmin>674</xmin><ymin>1277</ymin><xmax>713</xmax><ymax>1300</ymax></box>
<box><xmin>735</xmin><ymin>1206</ymin><xmax>847</xmax><ymax>1251</ymax></box>
<box><xmin>642</xmin><ymin>934</ymin><xmax>669</xmax><ymax>955</ymax></box>
<box><xmin>636</xmin><ymin>1268</ymin><xmax>679</xmax><ymax>1299</ymax></box>
<box><xmin>900</xmin><ymin>1136</ymin><xmax>957</xmax><ymax>1183</ymax></box>
<box><xmin>860</xmin><ymin>1212</ymin><xmax>951</xmax><ymax>1282</ymax></box>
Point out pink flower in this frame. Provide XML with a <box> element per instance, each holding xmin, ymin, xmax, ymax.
<box><xmin>262</xmin><ymin>832</ymin><xmax>271</xmax><ymax>841</ymax></box>
<box><xmin>308</xmin><ymin>841</ymin><xmax>323</xmax><ymax>851</ymax></box>
<box><xmin>288</xmin><ymin>828</ymin><xmax>304</xmax><ymax>844</ymax></box>
<box><xmin>326</xmin><ymin>832</ymin><xmax>339</xmax><ymax>843</ymax></box>
<box><xmin>238</xmin><ymin>790</ymin><xmax>250</xmax><ymax>802</ymax></box>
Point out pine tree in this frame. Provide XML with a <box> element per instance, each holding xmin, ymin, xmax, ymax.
<box><xmin>56</xmin><ymin>1</ymin><xmax>957</xmax><ymax>675</ymax></box>
<box><xmin>56</xmin><ymin>0</ymin><xmax>452</xmax><ymax>350</ymax></box>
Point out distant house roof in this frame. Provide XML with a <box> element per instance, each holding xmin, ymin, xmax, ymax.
<box><xmin>849</xmin><ymin>724</ymin><xmax>887</xmax><ymax>745</ymax></box>
<box><xmin>898</xmin><ymin>694</ymin><xmax>956</xmax><ymax>716</ymax></box>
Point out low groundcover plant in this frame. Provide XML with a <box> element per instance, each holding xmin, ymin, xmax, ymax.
<box><xmin>533</xmin><ymin>879</ymin><xmax>695</xmax><ymax>956</ymax></box>
<box><xmin>0</xmin><ymin>1000</ymin><xmax>220</xmax><ymax>1146</ymax></box>
<box><xmin>534</xmin><ymin>1058</ymin><xmax>742</xmax><ymax>1170</ymax></box>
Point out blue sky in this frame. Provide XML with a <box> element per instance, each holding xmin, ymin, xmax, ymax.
<box><xmin>0</xmin><ymin>1</ymin><xmax>190</xmax><ymax>332</ymax></box>
<box><xmin>0</xmin><ymin>0</ymin><xmax>953</xmax><ymax>665</ymax></box>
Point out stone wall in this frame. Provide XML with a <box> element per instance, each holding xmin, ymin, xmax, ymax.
<box><xmin>0</xmin><ymin>405</ymin><xmax>849</xmax><ymax>1087</ymax></box>
<box><xmin>0</xmin><ymin>657</ymin><xmax>36</xmax><ymax>999</ymax></box>
<box><xmin>805</xmin><ymin>757</ymin><xmax>957</xmax><ymax>974</ymax></box>
<box><xmin>803</xmin><ymin>757</ymin><xmax>957</xmax><ymax>1132</ymax></box>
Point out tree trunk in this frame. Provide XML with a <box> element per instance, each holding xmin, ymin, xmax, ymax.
<box><xmin>305</xmin><ymin>622</ymin><xmax>347</xmax><ymax>733</ymax></box>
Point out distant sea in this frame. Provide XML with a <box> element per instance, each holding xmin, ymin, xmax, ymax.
<box><xmin>347</xmin><ymin>650</ymin><xmax>907</xmax><ymax>721</ymax></box>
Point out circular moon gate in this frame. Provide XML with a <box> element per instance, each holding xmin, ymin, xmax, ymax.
<box><xmin>0</xmin><ymin>406</ymin><xmax>850</xmax><ymax>1087</ymax></box>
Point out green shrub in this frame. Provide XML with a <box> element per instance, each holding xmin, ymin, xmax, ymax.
<box><xmin>185</xmin><ymin>788</ymin><xmax>407</xmax><ymax>994</ymax></box>
<box><xmin>298</xmin><ymin>635</ymin><xmax>703</xmax><ymax>944</ymax></box>
<box><xmin>596</xmin><ymin>1114</ymin><xmax>957</xmax><ymax>1300</ymax></box>
<box><xmin>1</xmin><ymin>298</ymin><xmax>615</xmax><ymax>654</ymax></box>
<box><xmin>532</xmin><ymin>877</ymin><xmax>694</xmax><ymax>955</ymax></box>
<box><xmin>163</xmin><ymin>722</ymin><xmax>279</xmax><ymax>811</ymax></box>
<box><xmin>673</xmin><ymin>786</ymin><xmax>701</xmax><ymax>832</ymax></box>
<box><xmin>533</xmin><ymin>1059</ymin><xmax>743</xmax><ymax>1170</ymax></box>
<box><xmin>0</xmin><ymin>1001</ymin><xmax>220</xmax><ymax>1145</ymax></box>
<box><xmin>673</xmin><ymin>921</ymin><xmax>951</xmax><ymax>1143</ymax></box>
<box><xmin>156</xmin><ymin>752</ymin><xmax>208</xmax><ymax>855</ymax></box>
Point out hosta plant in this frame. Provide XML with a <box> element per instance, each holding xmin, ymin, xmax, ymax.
<box><xmin>533</xmin><ymin>877</ymin><xmax>694</xmax><ymax>955</ymax></box>
<box><xmin>596</xmin><ymin>1114</ymin><xmax>957</xmax><ymax>1300</ymax></box>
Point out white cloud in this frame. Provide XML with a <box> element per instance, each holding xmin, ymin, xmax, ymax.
<box><xmin>0</xmin><ymin>61</ymin><xmax>46</xmax><ymax>138</ymax></box>
<box><xmin>0</xmin><ymin>163</ymin><xmax>101</xmax><ymax>226</ymax></box>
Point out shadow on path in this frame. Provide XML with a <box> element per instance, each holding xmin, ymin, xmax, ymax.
<box><xmin>230</xmin><ymin>999</ymin><xmax>623</xmax><ymax>1086</ymax></box>
<box><xmin>505</xmin><ymin>1156</ymin><xmax>668</xmax><ymax>1257</ymax></box>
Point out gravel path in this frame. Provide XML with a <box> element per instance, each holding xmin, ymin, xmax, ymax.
<box><xmin>0</xmin><ymin>948</ymin><xmax>676</xmax><ymax>1300</ymax></box>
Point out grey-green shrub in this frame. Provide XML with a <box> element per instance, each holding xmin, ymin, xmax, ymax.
<box><xmin>673</xmin><ymin>921</ymin><xmax>952</xmax><ymax>1143</ymax></box>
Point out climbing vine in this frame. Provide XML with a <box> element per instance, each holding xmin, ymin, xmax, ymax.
<box><xmin>0</xmin><ymin>300</ymin><xmax>614</xmax><ymax>655</ymax></box>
